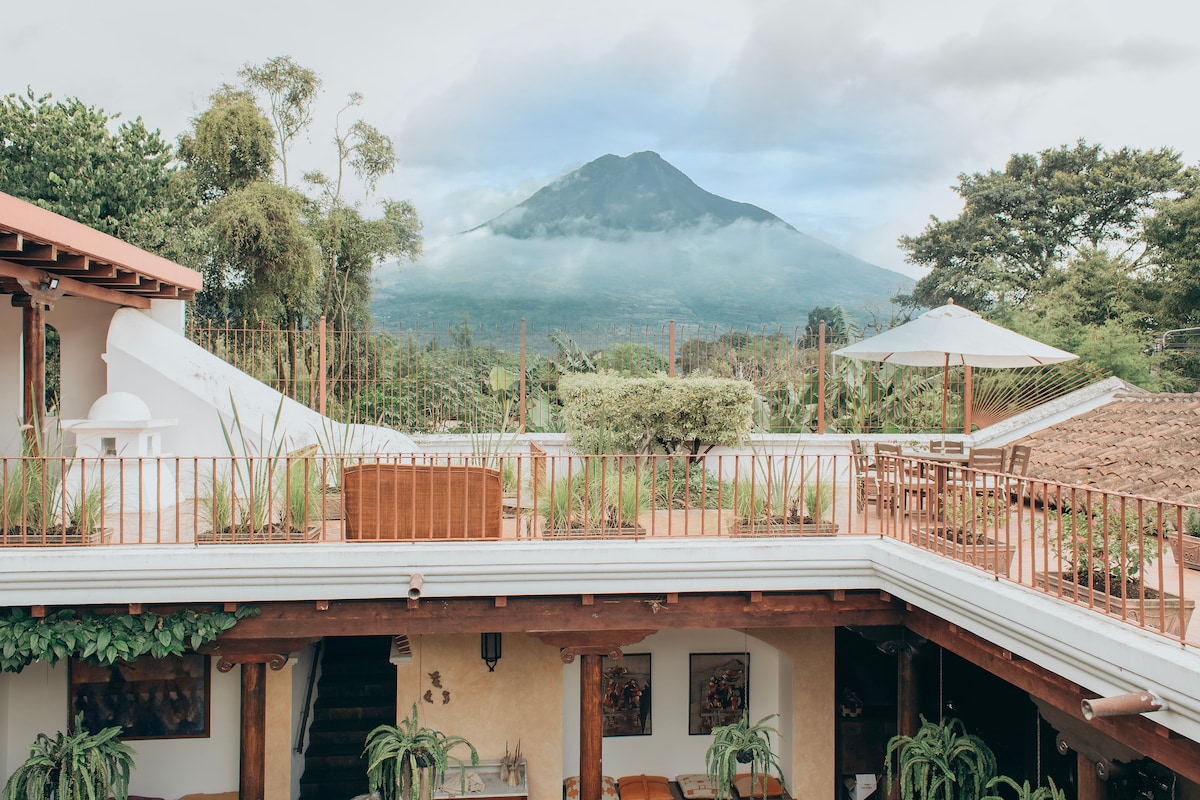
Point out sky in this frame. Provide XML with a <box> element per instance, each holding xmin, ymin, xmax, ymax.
<box><xmin>5</xmin><ymin>0</ymin><xmax>1199</xmax><ymax>278</ymax></box>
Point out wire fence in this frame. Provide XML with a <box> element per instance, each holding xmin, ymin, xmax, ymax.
<box><xmin>186</xmin><ymin>318</ymin><xmax>1107</xmax><ymax>435</ymax></box>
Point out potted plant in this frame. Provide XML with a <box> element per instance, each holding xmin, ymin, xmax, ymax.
<box><xmin>732</xmin><ymin>457</ymin><xmax>835</xmax><ymax>536</ymax></box>
<box><xmin>3</xmin><ymin>712</ymin><xmax>136</xmax><ymax>800</ymax></box>
<box><xmin>1165</xmin><ymin>508</ymin><xmax>1200</xmax><ymax>572</ymax></box>
<box><xmin>1039</xmin><ymin>498</ymin><xmax>1196</xmax><ymax>635</ymax></box>
<box><xmin>982</xmin><ymin>776</ymin><xmax>1066</xmax><ymax>800</ymax></box>
<box><xmin>919</xmin><ymin>490</ymin><xmax>1014</xmax><ymax>575</ymax></box>
<box><xmin>364</xmin><ymin>704</ymin><xmax>479</xmax><ymax>800</ymax></box>
<box><xmin>704</xmin><ymin>713</ymin><xmax>786</xmax><ymax>800</ymax></box>
<box><xmin>885</xmin><ymin>716</ymin><xmax>996</xmax><ymax>800</ymax></box>
<box><xmin>539</xmin><ymin>460</ymin><xmax>649</xmax><ymax>536</ymax></box>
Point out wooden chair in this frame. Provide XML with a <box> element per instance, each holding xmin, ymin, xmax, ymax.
<box><xmin>1006</xmin><ymin>444</ymin><xmax>1032</xmax><ymax>476</ymax></box>
<box><xmin>342</xmin><ymin>463</ymin><xmax>502</xmax><ymax>540</ymax></box>
<box><xmin>874</xmin><ymin>443</ymin><xmax>929</xmax><ymax>515</ymax></box>
<box><xmin>851</xmin><ymin>439</ymin><xmax>879</xmax><ymax>511</ymax></box>
<box><xmin>954</xmin><ymin>447</ymin><xmax>1007</xmax><ymax>501</ymax></box>
<box><xmin>929</xmin><ymin>440</ymin><xmax>965</xmax><ymax>454</ymax></box>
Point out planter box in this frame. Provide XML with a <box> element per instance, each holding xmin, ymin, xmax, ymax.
<box><xmin>730</xmin><ymin>518</ymin><xmax>839</xmax><ymax>537</ymax></box>
<box><xmin>1166</xmin><ymin>535</ymin><xmax>1200</xmax><ymax>572</ymax></box>
<box><xmin>1036</xmin><ymin>573</ymin><xmax>1196</xmax><ymax>636</ymax></box>
<box><xmin>543</xmin><ymin>524</ymin><xmax>644</xmax><ymax>538</ymax></box>
<box><xmin>912</xmin><ymin>529</ymin><xmax>1015</xmax><ymax>575</ymax></box>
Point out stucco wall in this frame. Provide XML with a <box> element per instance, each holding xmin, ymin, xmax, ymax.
<box><xmin>0</xmin><ymin>659</ymin><xmax>242</xmax><ymax>799</ymax></box>
<box><xmin>399</xmin><ymin>634</ymin><xmax>565</xmax><ymax>800</ymax></box>
<box><xmin>0</xmin><ymin>304</ymin><xmax>22</xmax><ymax>457</ymax></box>
<box><xmin>48</xmin><ymin>297</ymin><xmax>117</xmax><ymax>423</ymax></box>
<box><xmin>561</xmin><ymin>629</ymin><xmax>797</xmax><ymax>787</ymax></box>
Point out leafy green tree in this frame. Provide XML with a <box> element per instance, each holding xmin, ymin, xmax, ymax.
<box><xmin>0</xmin><ymin>88</ymin><xmax>200</xmax><ymax>266</ymax></box>
<box><xmin>805</xmin><ymin>306</ymin><xmax>847</xmax><ymax>341</ymax></box>
<box><xmin>1146</xmin><ymin>190</ymin><xmax>1200</xmax><ymax>329</ymax></box>
<box><xmin>901</xmin><ymin>141</ymin><xmax>1189</xmax><ymax>310</ymax></box>
<box><xmin>207</xmin><ymin>182</ymin><xmax>321</xmax><ymax>326</ymax></box>
<box><xmin>238</xmin><ymin>55</ymin><xmax>320</xmax><ymax>187</ymax></box>
<box><xmin>177</xmin><ymin>85</ymin><xmax>275</xmax><ymax>200</ymax></box>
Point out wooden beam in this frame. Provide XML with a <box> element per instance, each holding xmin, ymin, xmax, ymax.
<box><xmin>904</xmin><ymin>606</ymin><xmax>1200</xmax><ymax>785</ymax></box>
<box><xmin>0</xmin><ymin>233</ymin><xmax>21</xmax><ymax>252</ymax></box>
<box><xmin>0</xmin><ymin>258</ymin><xmax>150</xmax><ymax>308</ymax></box>
<box><xmin>530</xmin><ymin>630</ymin><xmax>654</xmax><ymax>650</ymax></box>
<box><xmin>215</xmin><ymin>592</ymin><xmax>903</xmax><ymax>641</ymax></box>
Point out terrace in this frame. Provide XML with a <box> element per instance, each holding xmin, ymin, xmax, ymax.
<box><xmin>5</xmin><ymin>190</ymin><xmax>1200</xmax><ymax>797</ymax></box>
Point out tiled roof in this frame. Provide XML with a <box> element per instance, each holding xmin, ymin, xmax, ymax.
<box><xmin>1017</xmin><ymin>392</ymin><xmax>1200</xmax><ymax>505</ymax></box>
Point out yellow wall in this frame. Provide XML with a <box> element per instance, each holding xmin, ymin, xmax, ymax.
<box><xmin>265</xmin><ymin>663</ymin><xmax>293</xmax><ymax>800</ymax></box>
<box><xmin>399</xmin><ymin>634</ymin><xmax>564</xmax><ymax>800</ymax></box>
<box><xmin>750</xmin><ymin>628</ymin><xmax>836</xmax><ymax>800</ymax></box>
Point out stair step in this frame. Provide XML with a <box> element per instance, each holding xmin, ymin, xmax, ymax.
<box><xmin>299</xmin><ymin>778</ymin><xmax>373</xmax><ymax>799</ymax></box>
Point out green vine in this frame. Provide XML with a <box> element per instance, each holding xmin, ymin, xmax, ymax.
<box><xmin>0</xmin><ymin>606</ymin><xmax>260</xmax><ymax>673</ymax></box>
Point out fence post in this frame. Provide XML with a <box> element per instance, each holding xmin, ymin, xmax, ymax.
<box><xmin>318</xmin><ymin>316</ymin><xmax>327</xmax><ymax>416</ymax></box>
<box><xmin>817</xmin><ymin>321</ymin><xmax>826</xmax><ymax>435</ymax></box>
<box><xmin>519</xmin><ymin>319</ymin><xmax>527</xmax><ymax>433</ymax></box>
<box><xmin>963</xmin><ymin>364</ymin><xmax>972</xmax><ymax>435</ymax></box>
<box><xmin>668</xmin><ymin>320</ymin><xmax>676</xmax><ymax>377</ymax></box>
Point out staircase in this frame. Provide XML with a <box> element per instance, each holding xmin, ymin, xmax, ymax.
<box><xmin>300</xmin><ymin>636</ymin><xmax>397</xmax><ymax>800</ymax></box>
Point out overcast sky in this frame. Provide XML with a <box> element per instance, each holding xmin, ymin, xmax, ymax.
<box><xmin>5</xmin><ymin>0</ymin><xmax>1198</xmax><ymax>277</ymax></box>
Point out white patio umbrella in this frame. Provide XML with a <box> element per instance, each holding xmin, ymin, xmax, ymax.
<box><xmin>834</xmin><ymin>301</ymin><xmax>1078</xmax><ymax>432</ymax></box>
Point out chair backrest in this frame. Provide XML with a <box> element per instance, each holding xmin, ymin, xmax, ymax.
<box><xmin>1007</xmin><ymin>444</ymin><xmax>1032</xmax><ymax>475</ymax></box>
<box><xmin>930</xmin><ymin>440</ymin><xmax>964</xmax><ymax>454</ymax></box>
<box><xmin>850</xmin><ymin>439</ymin><xmax>872</xmax><ymax>472</ymax></box>
<box><xmin>342</xmin><ymin>463</ymin><xmax>502</xmax><ymax>540</ymax></box>
<box><xmin>967</xmin><ymin>447</ymin><xmax>1005</xmax><ymax>471</ymax></box>
<box><xmin>874</xmin><ymin>443</ymin><xmax>902</xmax><ymax>456</ymax></box>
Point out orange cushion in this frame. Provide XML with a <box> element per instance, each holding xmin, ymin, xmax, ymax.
<box><xmin>618</xmin><ymin>775</ymin><xmax>674</xmax><ymax>800</ymax></box>
<box><xmin>734</xmin><ymin>774</ymin><xmax>784</xmax><ymax>799</ymax></box>
<box><xmin>565</xmin><ymin>776</ymin><xmax>619</xmax><ymax>800</ymax></box>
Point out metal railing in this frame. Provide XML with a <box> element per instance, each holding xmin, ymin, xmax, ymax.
<box><xmin>187</xmin><ymin>319</ymin><xmax>1104</xmax><ymax>435</ymax></box>
<box><xmin>4</xmin><ymin>450</ymin><xmax>1195</xmax><ymax>645</ymax></box>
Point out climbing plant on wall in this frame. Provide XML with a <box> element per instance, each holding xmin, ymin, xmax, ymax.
<box><xmin>0</xmin><ymin>606</ymin><xmax>260</xmax><ymax>672</ymax></box>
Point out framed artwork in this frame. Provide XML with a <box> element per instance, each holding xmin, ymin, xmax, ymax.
<box><xmin>689</xmin><ymin>653</ymin><xmax>749</xmax><ymax>735</ymax></box>
<box><xmin>602</xmin><ymin>653</ymin><xmax>652</xmax><ymax>736</ymax></box>
<box><xmin>69</xmin><ymin>654</ymin><xmax>211</xmax><ymax>739</ymax></box>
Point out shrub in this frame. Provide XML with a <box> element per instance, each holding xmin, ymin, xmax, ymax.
<box><xmin>559</xmin><ymin>373</ymin><xmax>755</xmax><ymax>456</ymax></box>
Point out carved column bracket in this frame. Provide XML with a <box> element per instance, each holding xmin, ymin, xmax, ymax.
<box><xmin>202</xmin><ymin>636</ymin><xmax>320</xmax><ymax>673</ymax></box>
<box><xmin>216</xmin><ymin>653</ymin><xmax>290</xmax><ymax>673</ymax></box>
<box><xmin>560</xmin><ymin>645</ymin><xmax>623</xmax><ymax>664</ymax></box>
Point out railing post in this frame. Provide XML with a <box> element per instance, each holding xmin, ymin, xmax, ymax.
<box><xmin>519</xmin><ymin>319</ymin><xmax>527</xmax><ymax>433</ymax></box>
<box><xmin>817</xmin><ymin>321</ymin><xmax>826</xmax><ymax>435</ymax></box>
<box><xmin>668</xmin><ymin>320</ymin><xmax>676</xmax><ymax>377</ymax></box>
<box><xmin>318</xmin><ymin>315</ymin><xmax>327</xmax><ymax>416</ymax></box>
<box><xmin>963</xmin><ymin>365</ymin><xmax>972</xmax><ymax>435</ymax></box>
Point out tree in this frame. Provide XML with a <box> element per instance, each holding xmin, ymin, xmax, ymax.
<box><xmin>304</xmin><ymin>93</ymin><xmax>422</xmax><ymax>328</ymax></box>
<box><xmin>207</xmin><ymin>181</ymin><xmax>322</xmax><ymax>327</ymax></box>
<box><xmin>805</xmin><ymin>306</ymin><xmax>847</xmax><ymax>341</ymax></box>
<box><xmin>177</xmin><ymin>85</ymin><xmax>275</xmax><ymax>199</ymax></box>
<box><xmin>900</xmin><ymin>141</ymin><xmax>1189</xmax><ymax>310</ymax></box>
<box><xmin>0</xmin><ymin>88</ymin><xmax>201</xmax><ymax>266</ymax></box>
<box><xmin>238</xmin><ymin>56</ymin><xmax>320</xmax><ymax>187</ymax></box>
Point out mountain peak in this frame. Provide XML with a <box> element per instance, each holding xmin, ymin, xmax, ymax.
<box><xmin>480</xmin><ymin>151</ymin><xmax>793</xmax><ymax>239</ymax></box>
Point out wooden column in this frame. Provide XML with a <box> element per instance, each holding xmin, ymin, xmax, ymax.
<box><xmin>21</xmin><ymin>303</ymin><xmax>46</xmax><ymax>450</ymax></box>
<box><xmin>241</xmin><ymin>662</ymin><xmax>266</xmax><ymax>800</ymax></box>
<box><xmin>893</xmin><ymin>643</ymin><xmax>920</xmax><ymax>738</ymax></box>
<box><xmin>209</xmin><ymin>638</ymin><xmax>317</xmax><ymax>800</ymax></box>
<box><xmin>1077</xmin><ymin>753</ymin><xmax>1102</xmax><ymax>800</ymax></box>
<box><xmin>580</xmin><ymin>653</ymin><xmax>603</xmax><ymax>800</ymax></box>
<box><xmin>532</xmin><ymin>630</ymin><xmax>653</xmax><ymax>800</ymax></box>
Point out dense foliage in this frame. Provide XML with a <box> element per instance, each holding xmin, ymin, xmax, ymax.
<box><xmin>558</xmin><ymin>373</ymin><xmax>755</xmax><ymax>456</ymax></box>
<box><xmin>2</xmin><ymin>712</ymin><xmax>135</xmax><ymax>800</ymax></box>
<box><xmin>0</xmin><ymin>607</ymin><xmax>259</xmax><ymax>673</ymax></box>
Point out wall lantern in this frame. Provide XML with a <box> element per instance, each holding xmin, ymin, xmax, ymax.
<box><xmin>41</xmin><ymin>276</ymin><xmax>60</xmax><ymax>291</ymax></box>
<box><xmin>481</xmin><ymin>632</ymin><xmax>502</xmax><ymax>671</ymax></box>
